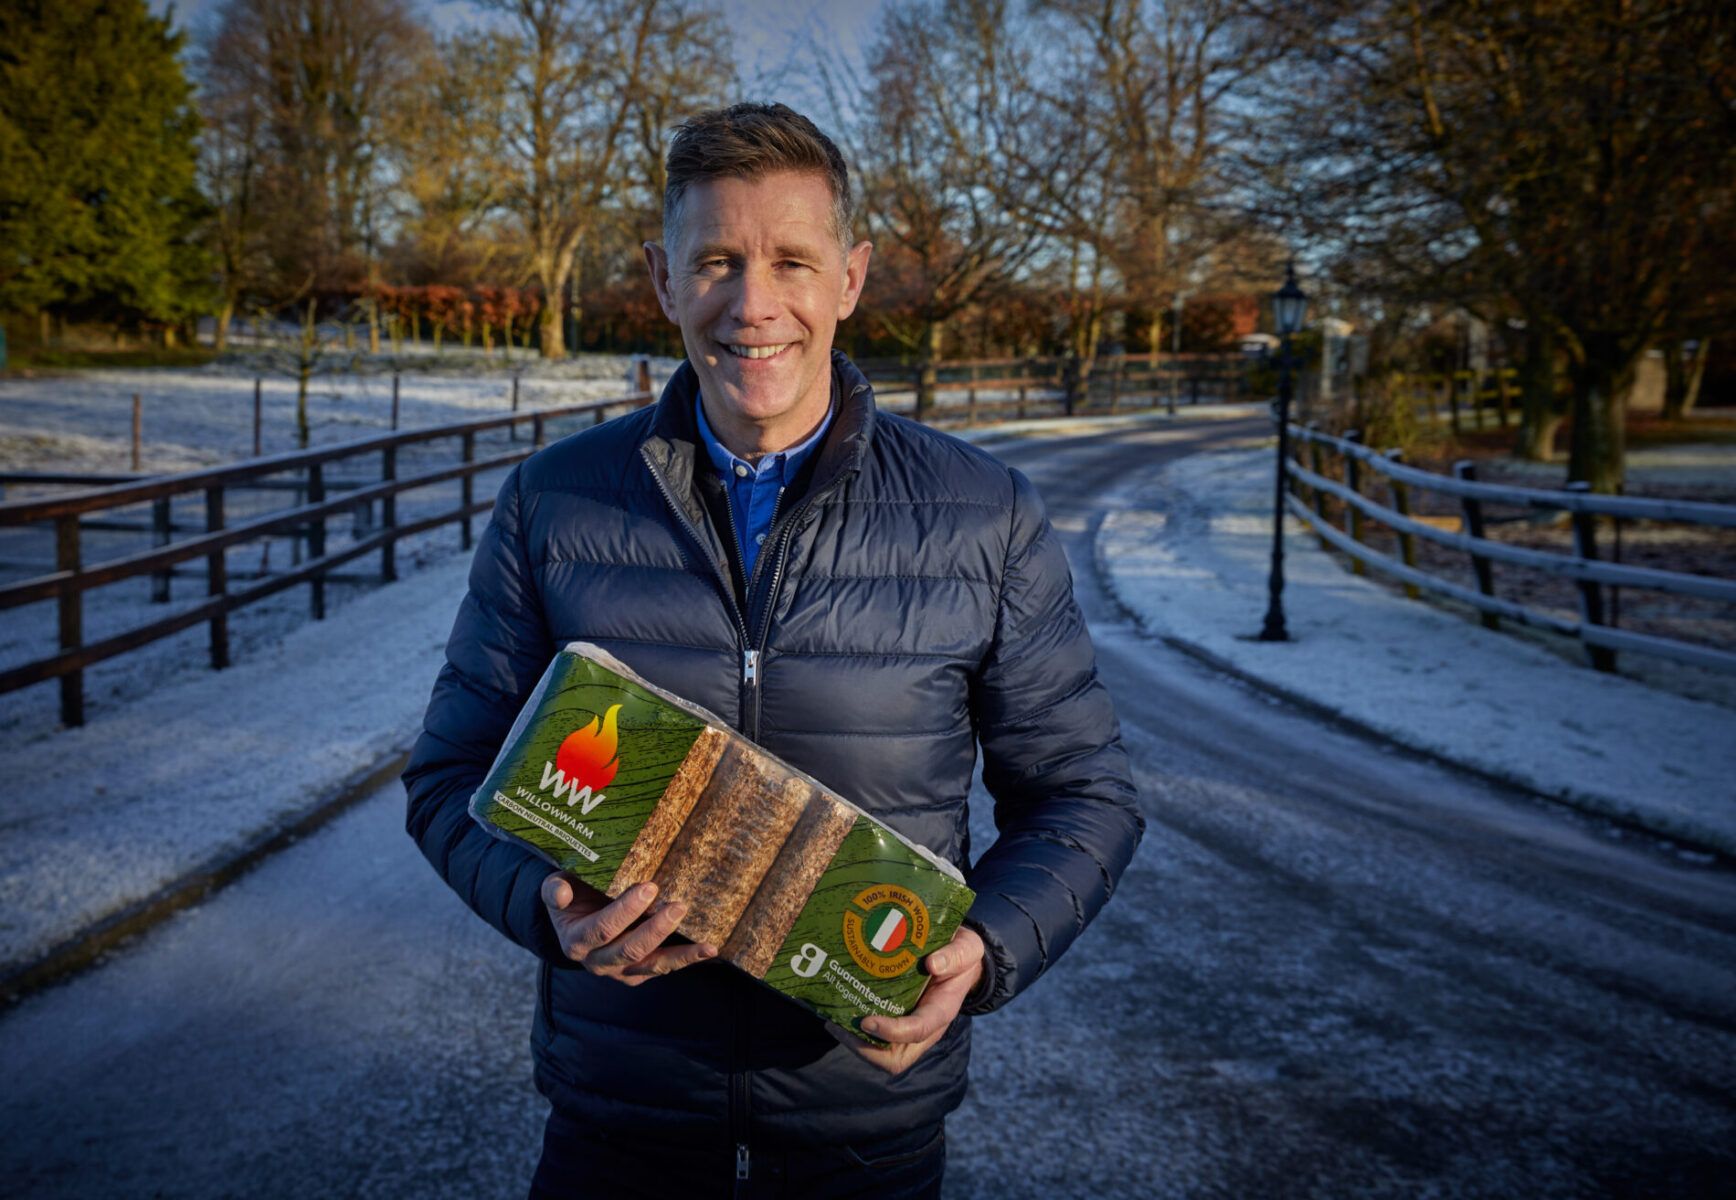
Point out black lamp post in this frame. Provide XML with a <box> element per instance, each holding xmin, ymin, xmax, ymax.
<box><xmin>1258</xmin><ymin>261</ymin><xmax>1308</xmax><ymax>642</ymax></box>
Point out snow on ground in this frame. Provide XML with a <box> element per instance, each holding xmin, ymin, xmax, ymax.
<box><xmin>0</xmin><ymin>354</ymin><xmax>677</xmax><ymax>479</ymax></box>
<box><xmin>1480</xmin><ymin>441</ymin><xmax>1736</xmax><ymax>492</ymax></box>
<box><xmin>0</xmin><ymin>547</ymin><xmax>471</xmax><ymax>969</ymax></box>
<box><xmin>1096</xmin><ymin>445</ymin><xmax>1736</xmax><ymax>855</ymax></box>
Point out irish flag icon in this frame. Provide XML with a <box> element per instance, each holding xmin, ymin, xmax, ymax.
<box><xmin>867</xmin><ymin>907</ymin><xmax>909</xmax><ymax>954</ymax></box>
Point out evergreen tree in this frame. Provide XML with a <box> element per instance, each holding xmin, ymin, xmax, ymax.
<box><xmin>0</xmin><ymin>0</ymin><xmax>211</xmax><ymax>331</ymax></box>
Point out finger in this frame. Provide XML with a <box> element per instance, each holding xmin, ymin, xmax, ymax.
<box><xmin>620</xmin><ymin>938</ymin><xmax>717</xmax><ymax>979</ymax></box>
<box><xmin>919</xmin><ymin>928</ymin><xmax>984</xmax><ymax>980</ymax></box>
<box><xmin>572</xmin><ymin>882</ymin><xmax>659</xmax><ymax>955</ymax></box>
<box><xmin>861</xmin><ymin>972</ymin><xmax>971</xmax><ymax>1045</ymax></box>
<box><xmin>589</xmin><ymin>901</ymin><xmax>688</xmax><ymax>971</ymax></box>
<box><xmin>540</xmin><ymin>872</ymin><xmax>576</xmax><ymax>911</ymax></box>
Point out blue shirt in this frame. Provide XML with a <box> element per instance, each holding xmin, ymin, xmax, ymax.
<box><xmin>695</xmin><ymin>395</ymin><xmax>834</xmax><ymax>582</ymax></box>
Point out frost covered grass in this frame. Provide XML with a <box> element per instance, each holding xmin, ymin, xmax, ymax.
<box><xmin>0</xmin><ymin>354</ymin><xmax>676</xmax><ymax>477</ymax></box>
<box><xmin>1096</xmin><ymin>447</ymin><xmax>1736</xmax><ymax>856</ymax></box>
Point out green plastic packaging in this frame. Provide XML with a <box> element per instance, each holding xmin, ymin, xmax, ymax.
<box><xmin>469</xmin><ymin>643</ymin><xmax>975</xmax><ymax>1039</ymax></box>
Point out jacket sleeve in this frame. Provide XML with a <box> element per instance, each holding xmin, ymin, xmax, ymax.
<box><xmin>961</xmin><ymin>467</ymin><xmax>1145</xmax><ymax>1014</ymax></box>
<box><xmin>402</xmin><ymin>465</ymin><xmax>571</xmax><ymax>967</ymax></box>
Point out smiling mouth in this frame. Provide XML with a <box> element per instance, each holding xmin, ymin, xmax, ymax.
<box><xmin>721</xmin><ymin>341</ymin><xmax>795</xmax><ymax>360</ymax></box>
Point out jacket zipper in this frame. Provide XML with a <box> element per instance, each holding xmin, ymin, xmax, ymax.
<box><xmin>643</xmin><ymin>445</ymin><xmax>762</xmax><ymax>1180</ymax></box>
<box><xmin>639</xmin><ymin>447</ymin><xmax>758</xmax><ymax>716</ymax></box>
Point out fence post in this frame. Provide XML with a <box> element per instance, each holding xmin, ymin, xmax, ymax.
<box><xmin>1108</xmin><ymin>359</ymin><xmax>1122</xmax><ymax>415</ymax></box>
<box><xmin>391</xmin><ymin>370</ymin><xmax>401</xmax><ymax>431</ymax></box>
<box><xmin>510</xmin><ymin>374</ymin><xmax>520</xmax><ymax>441</ymax></box>
<box><xmin>55</xmin><ymin>515</ymin><xmax>83</xmax><ymax>727</ymax></box>
<box><xmin>1344</xmin><ymin>429</ymin><xmax>1366</xmax><ymax>574</ymax></box>
<box><xmin>635</xmin><ymin>356</ymin><xmax>652</xmax><ymax>398</ymax></box>
<box><xmin>1454</xmin><ymin>461</ymin><xmax>1499</xmax><ymax>629</ymax></box>
<box><xmin>1495</xmin><ymin>368</ymin><xmax>1513</xmax><ymax>429</ymax></box>
<box><xmin>151</xmin><ymin>497</ymin><xmax>172</xmax><ymax>602</ymax></box>
<box><xmin>1566</xmin><ymin>481</ymin><xmax>1616</xmax><ymax>672</ymax></box>
<box><xmin>132</xmin><ymin>394</ymin><xmax>143</xmax><ymax>471</ymax></box>
<box><xmin>533</xmin><ymin>412</ymin><xmax>545</xmax><ymax>449</ymax></box>
<box><xmin>1306</xmin><ymin>424</ymin><xmax>1328</xmax><ymax>542</ymax></box>
<box><xmin>1386</xmin><ymin>449</ymin><xmax>1420</xmax><ymax>599</ymax></box>
<box><xmin>308</xmin><ymin>462</ymin><xmax>326</xmax><ymax>620</ymax></box>
<box><xmin>253</xmin><ymin>378</ymin><xmax>263</xmax><ymax>457</ymax></box>
<box><xmin>206</xmin><ymin>487</ymin><xmax>229</xmax><ymax>669</ymax></box>
<box><xmin>461</xmin><ymin>432</ymin><xmax>476</xmax><ymax>550</ymax></box>
<box><xmin>967</xmin><ymin>383</ymin><xmax>978</xmax><ymax>426</ymax></box>
<box><xmin>381</xmin><ymin>445</ymin><xmax>397</xmax><ymax>583</ymax></box>
<box><xmin>1017</xmin><ymin>385</ymin><xmax>1027</xmax><ymax>421</ymax></box>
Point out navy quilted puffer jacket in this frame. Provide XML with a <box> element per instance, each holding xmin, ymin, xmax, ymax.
<box><xmin>404</xmin><ymin>352</ymin><xmax>1143</xmax><ymax>1146</ymax></box>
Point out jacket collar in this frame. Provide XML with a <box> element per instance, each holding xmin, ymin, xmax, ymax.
<box><xmin>641</xmin><ymin>351</ymin><xmax>876</xmax><ymax>519</ymax></box>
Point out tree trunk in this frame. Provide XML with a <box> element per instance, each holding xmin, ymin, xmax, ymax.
<box><xmin>215</xmin><ymin>295</ymin><xmax>236</xmax><ymax>353</ymax></box>
<box><xmin>1514</xmin><ymin>325</ymin><xmax>1564</xmax><ymax>461</ymax></box>
<box><xmin>1662</xmin><ymin>338</ymin><xmax>1710</xmax><ymax>421</ymax></box>
<box><xmin>1566</xmin><ymin>337</ymin><xmax>1636</xmax><ymax>493</ymax></box>
<box><xmin>297</xmin><ymin>299</ymin><xmax>316</xmax><ymax>449</ymax></box>
<box><xmin>915</xmin><ymin>319</ymin><xmax>943</xmax><ymax>422</ymax></box>
<box><xmin>536</xmin><ymin>252</ymin><xmax>575</xmax><ymax>361</ymax></box>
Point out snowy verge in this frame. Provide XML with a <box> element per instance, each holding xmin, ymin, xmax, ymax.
<box><xmin>0</xmin><ymin>555</ymin><xmax>470</xmax><ymax>971</ymax></box>
<box><xmin>1095</xmin><ymin>448</ymin><xmax>1736</xmax><ymax>856</ymax></box>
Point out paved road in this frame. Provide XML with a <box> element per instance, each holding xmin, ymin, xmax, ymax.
<box><xmin>3</xmin><ymin>416</ymin><xmax>1732</xmax><ymax>1198</ymax></box>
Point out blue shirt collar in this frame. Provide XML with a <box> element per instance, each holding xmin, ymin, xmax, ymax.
<box><xmin>695</xmin><ymin>394</ymin><xmax>835</xmax><ymax>480</ymax></box>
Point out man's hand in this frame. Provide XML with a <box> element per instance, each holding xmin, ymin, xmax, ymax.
<box><xmin>827</xmin><ymin>925</ymin><xmax>985</xmax><ymax>1075</ymax></box>
<box><xmin>541</xmin><ymin>872</ymin><xmax>716</xmax><ymax>985</ymax></box>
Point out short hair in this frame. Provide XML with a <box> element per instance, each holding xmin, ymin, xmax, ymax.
<box><xmin>662</xmin><ymin>102</ymin><xmax>854</xmax><ymax>255</ymax></box>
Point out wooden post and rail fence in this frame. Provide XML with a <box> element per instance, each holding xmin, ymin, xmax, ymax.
<box><xmin>1280</xmin><ymin>422</ymin><xmax>1736</xmax><ymax>676</ymax></box>
<box><xmin>859</xmin><ymin>351</ymin><xmax>1254</xmax><ymax>422</ymax></box>
<box><xmin>0</xmin><ymin>377</ymin><xmax>654</xmax><ymax>728</ymax></box>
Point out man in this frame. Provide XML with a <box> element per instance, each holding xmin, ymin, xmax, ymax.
<box><xmin>404</xmin><ymin>102</ymin><xmax>1142</xmax><ymax>1197</ymax></box>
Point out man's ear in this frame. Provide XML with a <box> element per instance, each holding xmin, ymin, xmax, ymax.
<box><xmin>836</xmin><ymin>240</ymin><xmax>873</xmax><ymax>321</ymax></box>
<box><xmin>643</xmin><ymin>241</ymin><xmax>679</xmax><ymax>323</ymax></box>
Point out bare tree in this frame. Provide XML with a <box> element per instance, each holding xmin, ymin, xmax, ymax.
<box><xmin>1038</xmin><ymin>0</ymin><xmax>1272</xmax><ymax>360</ymax></box>
<box><xmin>387</xmin><ymin>33</ymin><xmax>518</xmax><ymax>289</ymax></box>
<box><xmin>204</xmin><ymin>0</ymin><xmax>431</xmax><ymax>303</ymax></box>
<box><xmin>483</xmin><ymin>0</ymin><xmax>672</xmax><ymax>359</ymax></box>
<box><xmin>1252</xmin><ymin>0</ymin><xmax>1736</xmax><ymax>491</ymax></box>
<box><xmin>197</xmin><ymin>46</ymin><xmax>271</xmax><ymax>351</ymax></box>
<box><xmin>848</xmin><ymin>0</ymin><xmax>1060</xmax><ymax>418</ymax></box>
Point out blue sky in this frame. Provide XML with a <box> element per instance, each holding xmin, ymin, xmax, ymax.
<box><xmin>154</xmin><ymin>0</ymin><xmax>884</xmax><ymax>106</ymax></box>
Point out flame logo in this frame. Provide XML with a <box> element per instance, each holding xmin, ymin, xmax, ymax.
<box><xmin>555</xmin><ymin>704</ymin><xmax>621</xmax><ymax>793</ymax></box>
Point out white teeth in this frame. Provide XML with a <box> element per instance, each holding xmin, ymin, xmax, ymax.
<box><xmin>725</xmin><ymin>343</ymin><xmax>791</xmax><ymax>359</ymax></box>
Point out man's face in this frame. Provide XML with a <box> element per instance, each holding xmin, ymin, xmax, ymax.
<box><xmin>646</xmin><ymin>170</ymin><xmax>871</xmax><ymax>455</ymax></box>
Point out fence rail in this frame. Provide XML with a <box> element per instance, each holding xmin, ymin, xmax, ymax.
<box><xmin>1283</xmin><ymin>423</ymin><xmax>1736</xmax><ymax>674</ymax></box>
<box><xmin>0</xmin><ymin>388</ymin><xmax>653</xmax><ymax>726</ymax></box>
<box><xmin>862</xmin><ymin>352</ymin><xmax>1252</xmax><ymax>423</ymax></box>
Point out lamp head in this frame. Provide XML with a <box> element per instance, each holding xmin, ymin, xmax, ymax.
<box><xmin>1273</xmin><ymin>260</ymin><xmax>1308</xmax><ymax>336</ymax></box>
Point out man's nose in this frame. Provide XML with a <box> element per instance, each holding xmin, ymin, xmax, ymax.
<box><xmin>730</xmin><ymin>262</ymin><xmax>782</xmax><ymax>326</ymax></box>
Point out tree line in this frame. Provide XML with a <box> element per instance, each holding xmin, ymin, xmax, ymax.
<box><xmin>2</xmin><ymin>0</ymin><xmax>1731</xmax><ymax>489</ymax></box>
